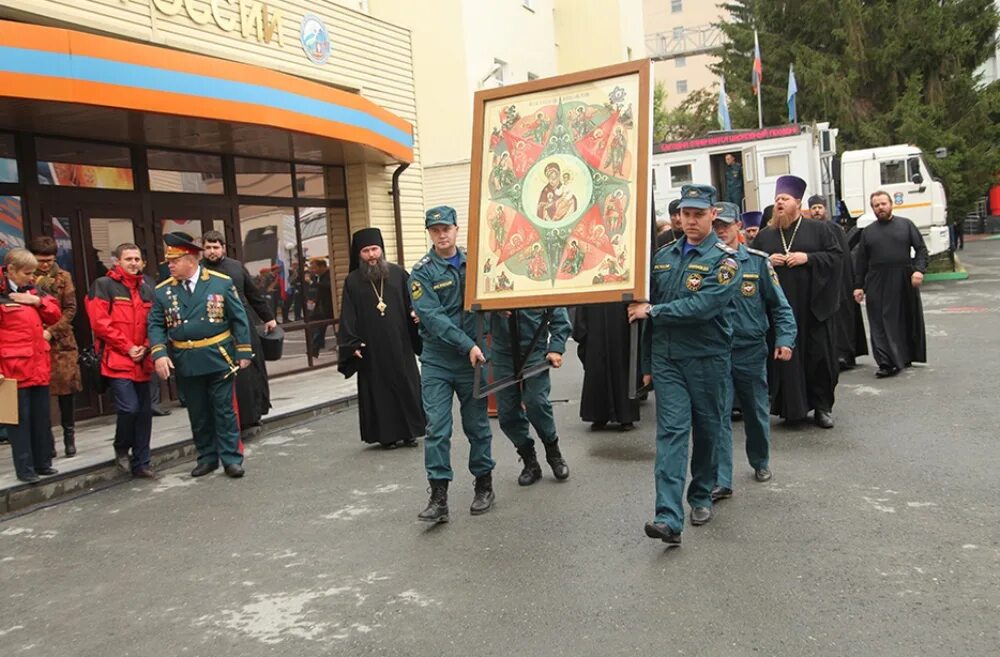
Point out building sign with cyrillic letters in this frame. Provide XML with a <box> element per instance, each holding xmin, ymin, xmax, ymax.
<box><xmin>131</xmin><ymin>0</ymin><xmax>288</xmax><ymax>48</ymax></box>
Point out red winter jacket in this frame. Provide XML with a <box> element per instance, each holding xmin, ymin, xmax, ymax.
<box><xmin>0</xmin><ymin>272</ymin><xmax>62</xmax><ymax>388</ymax></box>
<box><xmin>86</xmin><ymin>266</ymin><xmax>153</xmax><ymax>382</ymax></box>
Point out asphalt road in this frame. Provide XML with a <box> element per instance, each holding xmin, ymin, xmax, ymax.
<box><xmin>2</xmin><ymin>241</ymin><xmax>999</xmax><ymax>657</ymax></box>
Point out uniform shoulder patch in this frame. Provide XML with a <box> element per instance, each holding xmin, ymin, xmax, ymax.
<box><xmin>717</xmin><ymin>257</ymin><xmax>738</xmax><ymax>285</ymax></box>
<box><xmin>205</xmin><ymin>269</ymin><xmax>232</xmax><ymax>280</ymax></box>
<box><xmin>746</xmin><ymin>247</ymin><xmax>769</xmax><ymax>258</ymax></box>
<box><xmin>413</xmin><ymin>255</ymin><xmax>432</xmax><ymax>270</ymax></box>
<box><xmin>155</xmin><ymin>277</ymin><xmax>176</xmax><ymax>289</ymax></box>
<box><xmin>714</xmin><ymin>242</ymin><xmax>737</xmax><ymax>255</ymax></box>
<box><xmin>410</xmin><ymin>279</ymin><xmax>424</xmax><ymax>300</ymax></box>
<box><xmin>655</xmin><ymin>237</ymin><xmax>677</xmax><ymax>253</ymax></box>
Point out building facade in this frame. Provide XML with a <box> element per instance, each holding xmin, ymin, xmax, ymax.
<box><xmin>643</xmin><ymin>0</ymin><xmax>726</xmax><ymax>109</ymax></box>
<box><xmin>366</xmin><ymin>0</ymin><xmax>645</xmax><ymax>247</ymax></box>
<box><xmin>0</xmin><ymin>0</ymin><xmax>425</xmax><ymax>416</ymax></box>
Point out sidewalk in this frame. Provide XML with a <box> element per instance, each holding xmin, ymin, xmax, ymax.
<box><xmin>0</xmin><ymin>366</ymin><xmax>358</xmax><ymax>514</ymax></box>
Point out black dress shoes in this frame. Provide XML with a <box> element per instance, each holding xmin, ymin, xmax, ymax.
<box><xmin>132</xmin><ymin>467</ymin><xmax>158</xmax><ymax>479</ymax></box>
<box><xmin>754</xmin><ymin>467</ymin><xmax>772</xmax><ymax>482</ymax></box>
<box><xmin>690</xmin><ymin>506</ymin><xmax>713</xmax><ymax>526</ymax></box>
<box><xmin>711</xmin><ymin>486</ymin><xmax>733</xmax><ymax>501</ymax></box>
<box><xmin>114</xmin><ymin>451</ymin><xmax>130</xmax><ymax>473</ymax></box>
<box><xmin>151</xmin><ymin>407</ymin><xmax>171</xmax><ymax>417</ymax></box>
<box><xmin>644</xmin><ymin>522</ymin><xmax>682</xmax><ymax>547</ymax></box>
<box><xmin>191</xmin><ymin>462</ymin><xmax>218</xmax><ymax>477</ymax></box>
<box><xmin>590</xmin><ymin>421</ymin><xmax>608</xmax><ymax>430</ymax></box>
<box><xmin>36</xmin><ymin>467</ymin><xmax>59</xmax><ymax>476</ymax></box>
<box><xmin>17</xmin><ymin>473</ymin><xmax>40</xmax><ymax>484</ymax></box>
<box><xmin>224</xmin><ymin>463</ymin><xmax>245</xmax><ymax>478</ymax></box>
<box><xmin>618</xmin><ymin>422</ymin><xmax>636</xmax><ymax>432</ymax></box>
<box><xmin>875</xmin><ymin>367</ymin><xmax>900</xmax><ymax>378</ymax></box>
<box><xmin>814</xmin><ymin>410</ymin><xmax>835</xmax><ymax>429</ymax></box>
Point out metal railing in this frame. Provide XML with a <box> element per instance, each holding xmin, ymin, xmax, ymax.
<box><xmin>646</xmin><ymin>25</ymin><xmax>726</xmax><ymax>61</ymax></box>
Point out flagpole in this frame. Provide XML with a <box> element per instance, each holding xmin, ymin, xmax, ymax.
<box><xmin>753</xmin><ymin>29</ymin><xmax>764</xmax><ymax>128</ymax></box>
<box><xmin>757</xmin><ymin>85</ymin><xmax>763</xmax><ymax>129</ymax></box>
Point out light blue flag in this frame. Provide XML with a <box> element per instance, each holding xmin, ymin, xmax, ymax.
<box><xmin>718</xmin><ymin>77</ymin><xmax>733</xmax><ymax>131</ymax></box>
<box><xmin>787</xmin><ymin>64</ymin><xmax>798</xmax><ymax>124</ymax></box>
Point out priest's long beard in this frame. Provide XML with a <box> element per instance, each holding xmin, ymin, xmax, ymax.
<box><xmin>362</xmin><ymin>257</ymin><xmax>389</xmax><ymax>283</ymax></box>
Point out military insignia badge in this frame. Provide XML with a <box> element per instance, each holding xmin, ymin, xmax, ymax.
<box><xmin>206</xmin><ymin>294</ymin><xmax>226</xmax><ymax>323</ymax></box>
<box><xmin>741</xmin><ymin>280</ymin><xmax>757</xmax><ymax>297</ymax></box>
<box><xmin>767</xmin><ymin>261</ymin><xmax>781</xmax><ymax>287</ymax></box>
<box><xmin>411</xmin><ymin>280</ymin><xmax>424</xmax><ymax>300</ymax></box>
<box><xmin>717</xmin><ymin>257</ymin><xmax>738</xmax><ymax>284</ymax></box>
<box><xmin>685</xmin><ymin>273</ymin><xmax>703</xmax><ymax>291</ymax></box>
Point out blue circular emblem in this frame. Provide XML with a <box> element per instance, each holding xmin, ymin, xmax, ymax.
<box><xmin>893</xmin><ymin>192</ymin><xmax>904</xmax><ymax>205</ymax></box>
<box><xmin>300</xmin><ymin>14</ymin><xmax>331</xmax><ymax>65</ymax></box>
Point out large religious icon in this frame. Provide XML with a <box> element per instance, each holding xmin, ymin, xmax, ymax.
<box><xmin>466</xmin><ymin>60</ymin><xmax>652</xmax><ymax>310</ymax></box>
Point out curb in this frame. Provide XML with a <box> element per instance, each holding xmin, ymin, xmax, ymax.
<box><xmin>0</xmin><ymin>394</ymin><xmax>356</xmax><ymax>517</ymax></box>
<box><xmin>925</xmin><ymin>271</ymin><xmax>969</xmax><ymax>281</ymax></box>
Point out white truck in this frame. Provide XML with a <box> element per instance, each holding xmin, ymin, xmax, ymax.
<box><xmin>840</xmin><ymin>144</ymin><xmax>950</xmax><ymax>256</ymax></box>
<box><xmin>652</xmin><ymin>122</ymin><xmax>838</xmax><ymax>216</ymax></box>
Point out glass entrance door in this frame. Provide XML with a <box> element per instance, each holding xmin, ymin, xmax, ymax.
<box><xmin>42</xmin><ymin>200</ymin><xmax>143</xmax><ymax>417</ymax></box>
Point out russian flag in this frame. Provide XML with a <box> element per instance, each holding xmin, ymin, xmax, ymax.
<box><xmin>752</xmin><ymin>30</ymin><xmax>763</xmax><ymax>95</ymax></box>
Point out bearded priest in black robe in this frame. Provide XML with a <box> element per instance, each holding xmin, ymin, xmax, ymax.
<box><xmin>853</xmin><ymin>192</ymin><xmax>928</xmax><ymax>378</ymax></box>
<box><xmin>752</xmin><ymin>177</ymin><xmax>842</xmax><ymax>429</ymax></box>
<box><xmin>807</xmin><ymin>195</ymin><xmax>868</xmax><ymax>370</ymax></box>
<box><xmin>337</xmin><ymin>228</ymin><xmax>425</xmax><ymax>448</ymax></box>
<box><xmin>572</xmin><ymin>302</ymin><xmax>640</xmax><ymax>431</ymax></box>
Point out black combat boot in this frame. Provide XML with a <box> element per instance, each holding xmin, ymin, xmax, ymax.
<box><xmin>516</xmin><ymin>445</ymin><xmax>542</xmax><ymax>486</ymax></box>
<box><xmin>63</xmin><ymin>426</ymin><xmax>77</xmax><ymax>458</ymax></box>
<box><xmin>417</xmin><ymin>480</ymin><xmax>449</xmax><ymax>523</ymax></box>
<box><xmin>543</xmin><ymin>439</ymin><xmax>570</xmax><ymax>481</ymax></box>
<box><xmin>469</xmin><ymin>473</ymin><xmax>495</xmax><ymax>515</ymax></box>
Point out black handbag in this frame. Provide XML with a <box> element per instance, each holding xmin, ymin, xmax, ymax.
<box><xmin>78</xmin><ymin>344</ymin><xmax>108</xmax><ymax>394</ymax></box>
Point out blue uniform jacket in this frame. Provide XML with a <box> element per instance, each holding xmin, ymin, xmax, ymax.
<box><xmin>148</xmin><ymin>268</ymin><xmax>253</xmax><ymax>377</ymax></box>
<box><xmin>409</xmin><ymin>248</ymin><xmax>481</xmax><ymax>363</ymax></box>
<box><xmin>489</xmin><ymin>307</ymin><xmax>571</xmax><ymax>357</ymax></box>
<box><xmin>642</xmin><ymin>231</ymin><xmax>742</xmax><ymax>372</ymax></box>
<box><xmin>729</xmin><ymin>245</ymin><xmax>797</xmax><ymax>350</ymax></box>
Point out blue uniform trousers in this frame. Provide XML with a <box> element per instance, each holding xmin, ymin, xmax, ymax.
<box><xmin>492</xmin><ymin>350</ymin><xmax>557</xmax><ymax>450</ymax></box>
<box><xmin>421</xmin><ymin>359</ymin><xmax>494</xmax><ymax>481</ymax></box>
<box><xmin>108</xmin><ymin>378</ymin><xmax>153</xmax><ymax>473</ymax></box>
<box><xmin>717</xmin><ymin>342</ymin><xmax>770</xmax><ymax>489</ymax></box>
<box><xmin>652</xmin><ymin>354</ymin><xmax>729</xmax><ymax>533</ymax></box>
<box><xmin>177</xmin><ymin>371</ymin><xmax>242</xmax><ymax>467</ymax></box>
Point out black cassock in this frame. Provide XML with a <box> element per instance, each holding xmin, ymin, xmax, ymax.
<box><xmin>854</xmin><ymin>215</ymin><xmax>928</xmax><ymax>371</ymax></box>
<box><xmin>337</xmin><ymin>264</ymin><xmax>425</xmax><ymax>445</ymax></box>
<box><xmin>752</xmin><ymin>218</ymin><xmax>842</xmax><ymax>421</ymax></box>
<box><xmin>572</xmin><ymin>302</ymin><xmax>640</xmax><ymax>425</ymax></box>
<box><xmin>203</xmin><ymin>256</ymin><xmax>272</xmax><ymax>431</ymax></box>
<box><xmin>823</xmin><ymin>221</ymin><xmax>869</xmax><ymax>367</ymax></box>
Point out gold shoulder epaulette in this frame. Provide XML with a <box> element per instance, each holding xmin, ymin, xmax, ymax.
<box><xmin>205</xmin><ymin>269</ymin><xmax>232</xmax><ymax>280</ymax></box>
<box><xmin>155</xmin><ymin>277</ymin><xmax>176</xmax><ymax>289</ymax></box>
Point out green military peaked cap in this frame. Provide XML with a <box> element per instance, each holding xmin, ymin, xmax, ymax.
<box><xmin>714</xmin><ymin>202</ymin><xmax>741</xmax><ymax>223</ymax></box>
<box><xmin>678</xmin><ymin>184</ymin><xmax>717</xmax><ymax>210</ymax></box>
<box><xmin>425</xmin><ymin>206</ymin><xmax>458</xmax><ymax>228</ymax></box>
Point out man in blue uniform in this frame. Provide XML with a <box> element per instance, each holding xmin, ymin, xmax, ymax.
<box><xmin>710</xmin><ymin>202</ymin><xmax>797</xmax><ymax>501</ymax></box>
<box><xmin>149</xmin><ymin>233</ymin><xmax>253</xmax><ymax>478</ymax></box>
<box><xmin>490</xmin><ymin>307</ymin><xmax>572</xmax><ymax>485</ymax></box>
<box><xmin>410</xmin><ymin>206</ymin><xmax>494</xmax><ymax>522</ymax></box>
<box><xmin>628</xmin><ymin>184</ymin><xmax>742</xmax><ymax>548</ymax></box>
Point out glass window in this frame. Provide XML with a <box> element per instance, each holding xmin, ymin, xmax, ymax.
<box><xmin>880</xmin><ymin>159</ymin><xmax>906</xmax><ymax>185</ymax></box>
<box><xmin>0</xmin><ymin>196</ymin><xmax>24</xmax><ymax>261</ymax></box>
<box><xmin>298</xmin><ymin>206</ymin><xmax>349</xmax><ymax>321</ymax></box>
<box><xmin>240</xmin><ymin>205</ymin><xmax>297</xmax><ymax>324</ymax></box>
<box><xmin>671</xmin><ymin>0</ymin><xmax>683</xmax><ymax>12</ymax></box>
<box><xmin>235</xmin><ymin>158</ymin><xmax>294</xmax><ymax>197</ymax></box>
<box><xmin>36</xmin><ymin>138</ymin><xmax>133</xmax><ymax>190</ymax></box>
<box><xmin>51</xmin><ymin>217</ymin><xmax>74</xmax><ymax>275</ymax></box>
<box><xmin>87</xmin><ymin>218</ymin><xmax>136</xmax><ymax>282</ymax></box>
<box><xmin>0</xmin><ymin>134</ymin><xmax>16</xmax><ymax>183</ymax></box>
<box><xmin>675</xmin><ymin>56</ymin><xmax>686</xmax><ymax>68</ymax></box>
<box><xmin>148</xmin><ymin>149</ymin><xmax>224</xmax><ymax>194</ymax></box>
<box><xmin>670</xmin><ymin>164</ymin><xmax>693</xmax><ymax>186</ymax></box>
<box><xmin>676</xmin><ymin>80</ymin><xmax>688</xmax><ymax>94</ymax></box>
<box><xmin>295</xmin><ymin>164</ymin><xmax>345</xmax><ymax>200</ymax></box>
<box><xmin>672</xmin><ymin>26</ymin><xmax>684</xmax><ymax>39</ymax></box>
<box><xmin>763</xmin><ymin>154</ymin><xmax>791</xmax><ymax>177</ymax></box>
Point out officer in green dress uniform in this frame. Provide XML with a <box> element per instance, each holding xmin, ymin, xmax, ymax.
<box><xmin>490</xmin><ymin>307</ymin><xmax>572</xmax><ymax>485</ymax></box>
<box><xmin>628</xmin><ymin>184</ymin><xmax>742</xmax><ymax>548</ymax></box>
<box><xmin>710</xmin><ymin>203</ymin><xmax>797</xmax><ymax>501</ymax></box>
<box><xmin>148</xmin><ymin>233</ymin><xmax>253</xmax><ymax>478</ymax></box>
<box><xmin>410</xmin><ymin>206</ymin><xmax>494</xmax><ymax>522</ymax></box>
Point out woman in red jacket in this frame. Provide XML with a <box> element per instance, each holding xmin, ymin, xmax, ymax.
<box><xmin>0</xmin><ymin>248</ymin><xmax>62</xmax><ymax>483</ymax></box>
<box><xmin>86</xmin><ymin>243</ymin><xmax>156</xmax><ymax>478</ymax></box>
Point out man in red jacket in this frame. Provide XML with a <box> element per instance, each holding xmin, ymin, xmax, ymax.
<box><xmin>86</xmin><ymin>243</ymin><xmax>157</xmax><ymax>478</ymax></box>
<box><xmin>0</xmin><ymin>248</ymin><xmax>62</xmax><ymax>483</ymax></box>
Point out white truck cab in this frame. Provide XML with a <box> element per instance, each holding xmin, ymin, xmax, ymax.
<box><xmin>841</xmin><ymin>145</ymin><xmax>950</xmax><ymax>255</ymax></box>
